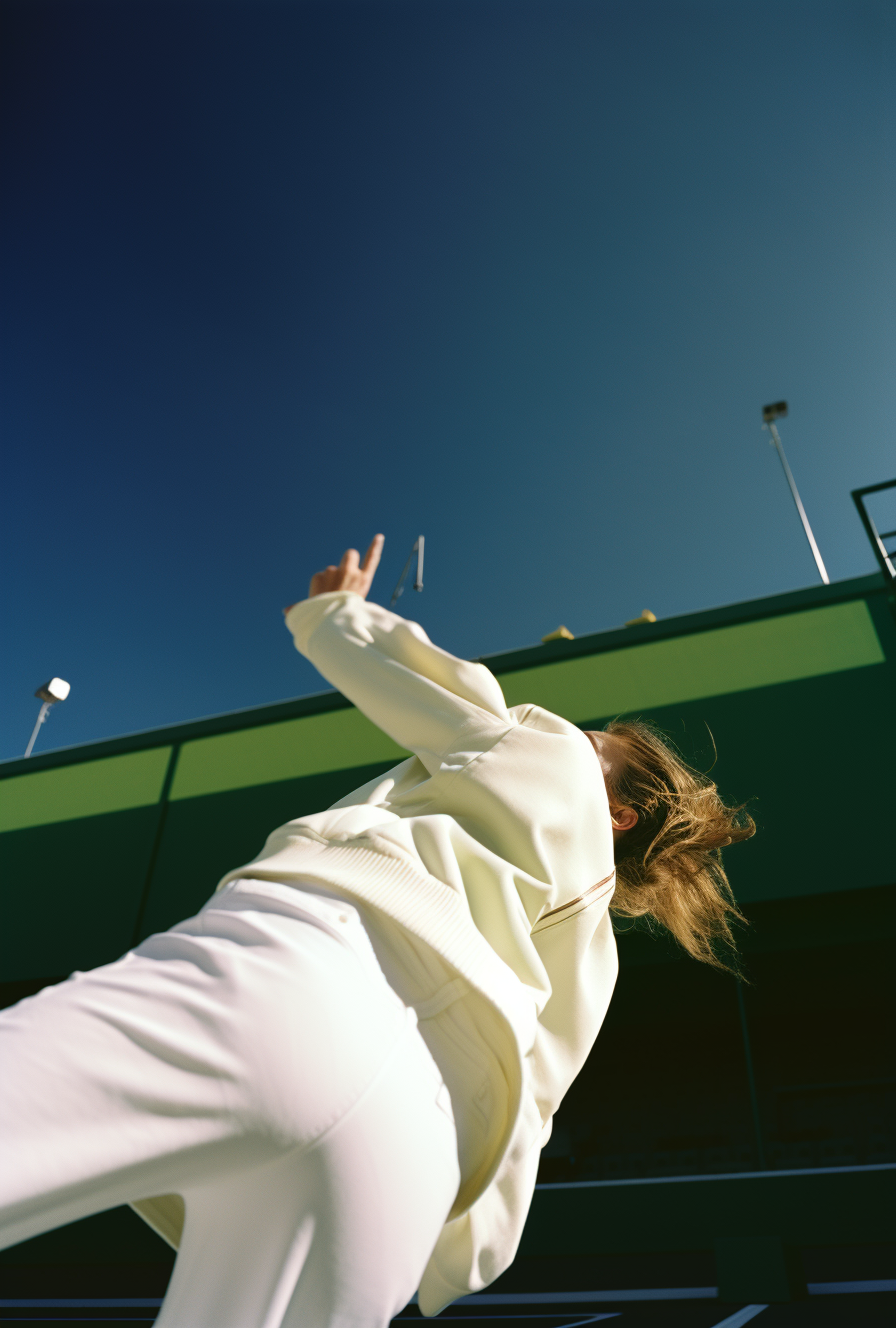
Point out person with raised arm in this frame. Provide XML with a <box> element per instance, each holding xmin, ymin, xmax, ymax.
<box><xmin>0</xmin><ymin>534</ymin><xmax>753</xmax><ymax>1327</ymax></box>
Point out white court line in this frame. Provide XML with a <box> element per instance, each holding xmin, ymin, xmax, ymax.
<box><xmin>5</xmin><ymin>1278</ymin><xmax>893</xmax><ymax>1313</ymax></box>
<box><xmin>455</xmin><ymin>1289</ymin><xmax>717</xmax><ymax>1303</ymax></box>
<box><xmin>446</xmin><ymin>1277</ymin><xmax>896</xmax><ymax>1306</ymax></box>
<box><xmin>809</xmin><ymin>1278</ymin><xmax>896</xmax><ymax>1294</ymax></box>
<box><xmin>707</xmin><ymin>1307</ymin><xmax>767</xmax><ymax>1328</ymax></box>
<box><xmin>0</xmin><ymin>1300</ymin><xmax>163</xmax><ymax>1308</ymax></box>
<box><xmin>537</xmin><ymin>1161</ymin><xmax>896</xmax><ymax>1190</ymax></box>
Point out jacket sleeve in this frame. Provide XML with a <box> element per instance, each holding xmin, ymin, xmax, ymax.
<box><xmin>284</xmin><ymin>592</ymin><xmax>513</xmax><ymax>775</ymax></box>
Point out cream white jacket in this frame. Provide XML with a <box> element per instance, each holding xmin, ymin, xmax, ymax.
<box><xmin>136</xmin><ymin>591</ymin><xmax>618</xmax><ymax>1314</ymax></box>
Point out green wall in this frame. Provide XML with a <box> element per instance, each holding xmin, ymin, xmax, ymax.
<box><xmin>1</xmin><ymin>594</ymin><xmax>887</xmax><ymax>833</ymax></box>
<box><xmin>499</xmin><ymin>598</ymin><xmax>884</xmax><ymax>716</ymax></box>
<box><xmin>1</xmin><ymin>575</ymin><xmax>893</xmax><ymax>982</ymax></box>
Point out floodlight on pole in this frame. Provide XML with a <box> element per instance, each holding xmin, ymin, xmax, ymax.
<box><xmin>761</xmin><ymin>402</ymin><xmax>829</xmax><ymax>585</ymax></box>
<box><xmin>390</xmin><ymin>536</ymin><xmax>425</xmax><ymax>607</ymax></box>
<box><xmin>24</xmin><ymin>677</ymin><xmax>71</xmax><ymax>758</ymax></box>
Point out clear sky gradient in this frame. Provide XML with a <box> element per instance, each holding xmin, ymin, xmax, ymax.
<box><xmin>2</xmin><ymin>0</ymin><xmax>894</xmax><ymax>761</ymax></box>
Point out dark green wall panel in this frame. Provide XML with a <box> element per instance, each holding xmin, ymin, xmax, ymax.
<box><xmin>520</xmin><ymin>1167</ymin><xmax>896</xmax><ymax>1255</ymax></box>
<box><xmin>740</xmin><ymin>937</ymin><xmax>895</xmax><ymax>1170</ymax></box>
<box><xmin>542</xmin><ymin>885</ymin><xmax>896</xmax><ymax>1183</ymax></box>
<box><xmin>0</xmin><ymin>1205</ymin><xmax>172</xmax><ymax>1269</ymax></box>
<box><xmin>137</xmin><ymin>760</ymin><xmax>396</xmax><ymax>939</ymax></box>
<box><xmin>545</xmin><ymin>949</ymin><xmax>759</xmax><ymax>1181</ymax></box>
<box><xmin>0</xmin><ymin>807</ymin><xmax>161</xmax><ymax>980</ymax></box>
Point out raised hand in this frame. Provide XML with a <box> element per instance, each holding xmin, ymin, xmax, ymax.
<box><xmin>284</xmin><ymin>534</ymin><xmax>385</xmax><ymax>613</ymax></box>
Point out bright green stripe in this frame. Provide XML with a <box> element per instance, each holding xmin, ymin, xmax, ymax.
<box><xmin>170</xmin><ymin>707</ymin><xmax>407</xmax><ymax>801</ymax></box>
<box><xmin>2</xmin><ymin>601</ymin><xmax>883</xmax><ymax>820</ymax></box>
<box><xmin>0</xmin><ymin>748</ymin><xmax>172</xmax><ymax>833</ymax></box>
<box><xmin>497</xmin><ymin>600</ymin><xmax>884</xmax><ymax>720</ymax></box>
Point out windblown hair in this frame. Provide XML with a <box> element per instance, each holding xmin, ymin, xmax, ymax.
<box><xmin>591</xmin><ymin>720</ymin><xmax>755</xmax><ymax>972</ymax></box>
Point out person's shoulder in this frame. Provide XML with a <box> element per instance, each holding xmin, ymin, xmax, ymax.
<box><xmin>509</xmin><ymin>703</ymin><xmax>588</xmax><ymax>741</ymax></box>
<box><xmin>506</xmin><ymin>706</ymin><xmax>599</xmax><ymax>771</ymax></box>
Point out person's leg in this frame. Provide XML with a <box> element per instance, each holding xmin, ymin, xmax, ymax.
<box><xmin>0</xmin><ymin>880</ymin><xmax>448</xmax><ymax>1263</ymax></box>
<box><xmin>160</xmin><ymin>1002</ymin><xmax>460</xmax><ymax>1328</ymax></box>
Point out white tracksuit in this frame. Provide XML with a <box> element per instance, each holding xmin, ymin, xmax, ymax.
<box><xmin>0</xmin><ymin>592</ymin><xmax>618</xmax><ymax>1325</ymax></box>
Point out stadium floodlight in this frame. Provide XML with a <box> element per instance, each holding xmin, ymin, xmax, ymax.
<box><xmin>390</xmin><ymin>536</ymin><xmax>425</xmax><ymax>607</ymax></box>
<box><xmin>25</xmin><ymin>677</ymin><xmax>71</xmax><ymax>759</ymax></box>
<box><xmin>761</xmin><ymin>402</ymin><xmax>829</xmax><ymax>585</ymax></box>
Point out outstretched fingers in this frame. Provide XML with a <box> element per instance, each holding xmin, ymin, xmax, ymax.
<box><xmin>362</xmin><ymin>533</ymin><xmax>385</xmax><ymax>576</ymax></box>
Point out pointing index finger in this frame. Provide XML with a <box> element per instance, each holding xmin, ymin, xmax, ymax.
<box><xmin>362</xmin><ymin>533</ymin><xmax>385</xmax><ymax>575</ymax></box>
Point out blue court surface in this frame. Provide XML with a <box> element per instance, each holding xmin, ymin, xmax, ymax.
<box><xmin>1</xmin><ymin>1283</ymin><xmax>894</xmax><ymax>1325</ymax></box>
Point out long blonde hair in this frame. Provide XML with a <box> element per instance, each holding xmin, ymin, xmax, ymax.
<box><xmin>590</xmin><ymin>719</ymin><xmax>755</xmax><ymax>971</ymax></box>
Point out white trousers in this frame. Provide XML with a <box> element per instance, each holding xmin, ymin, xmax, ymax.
<box><xmin>0</xmin><ymin>878</ymin><xmax>462</xmax><ymax>1328</ymax></box>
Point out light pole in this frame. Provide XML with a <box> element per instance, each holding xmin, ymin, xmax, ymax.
<box><xmin>762</xmin><ymin>401</ymin><xmax>829</xmax><ymax>585</ymax></box>
<box><xmin>24</xmin><ymin>678</ymin><xmax>71</xmax><ymax>758</ymax></box>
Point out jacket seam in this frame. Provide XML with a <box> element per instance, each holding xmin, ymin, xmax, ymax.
<box><xmin>530</xmin><ymin>875</ymin><xmax>616</xmax><ymax>934</ymax></box>
<box><xmin>536</xmin><ymin>869</ymin><xmax>616</xmax><ymax>923</ymax></box>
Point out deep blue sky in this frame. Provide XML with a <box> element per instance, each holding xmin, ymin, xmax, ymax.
<box><xmin>3</xmin><ymin>0</ymin><xmax>894</xmax><ymax>761</ymax></box>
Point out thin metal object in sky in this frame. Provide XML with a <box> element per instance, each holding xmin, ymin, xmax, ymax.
<box><xmin>390</xmin><ymin>536</ymin><xmax>425</xmax><ymax>607</ymax></box>
<box><xmin>764</xmin><ymin>415</ymin><xmax>829</xmax><ymax>585</ymax></box>
<box><xmin>413</xmin><ymin>533</ymin><xmax>424</xmax><ymax>591</ymax></box>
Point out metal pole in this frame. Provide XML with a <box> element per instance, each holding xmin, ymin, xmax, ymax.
<box><xmin>413</xmin><ymin>535</ymin><xmax>424</xmax><ymax>592</ymax></box>
<box><xmin>736</xmin><ymin>980</ymin><xmax>768</xmax><ymax>1171</ymax></box>
<box><xmin>766</xmin><ymin>422</ymin><xmax>829</xmax><ymax>584</ymax></box>
<box><xmin>24</xmin><ymin>701</ymin><xmax>52</xmax><ymax>758</ymax></box>
<box><xmin>131</xmin><ymin>744</ymin><xmax>182</xmax><ymax>947</ymax></box>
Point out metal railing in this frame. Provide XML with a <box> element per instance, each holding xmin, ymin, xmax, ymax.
<box><xmin>852</xmin><ymin>479</ymin><xmax>896</xmax><ymax>584</ymax></box>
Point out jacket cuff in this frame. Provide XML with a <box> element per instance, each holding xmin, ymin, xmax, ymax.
<box><xmin>416</xmin><ymin>1260</ymin><xmax>468</xmax><ymax>1318</ymax></box>
<box><xmin>284</xmin><ymin>591</ymin><xmax>362</xmax><ymax>656</ymax></box>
